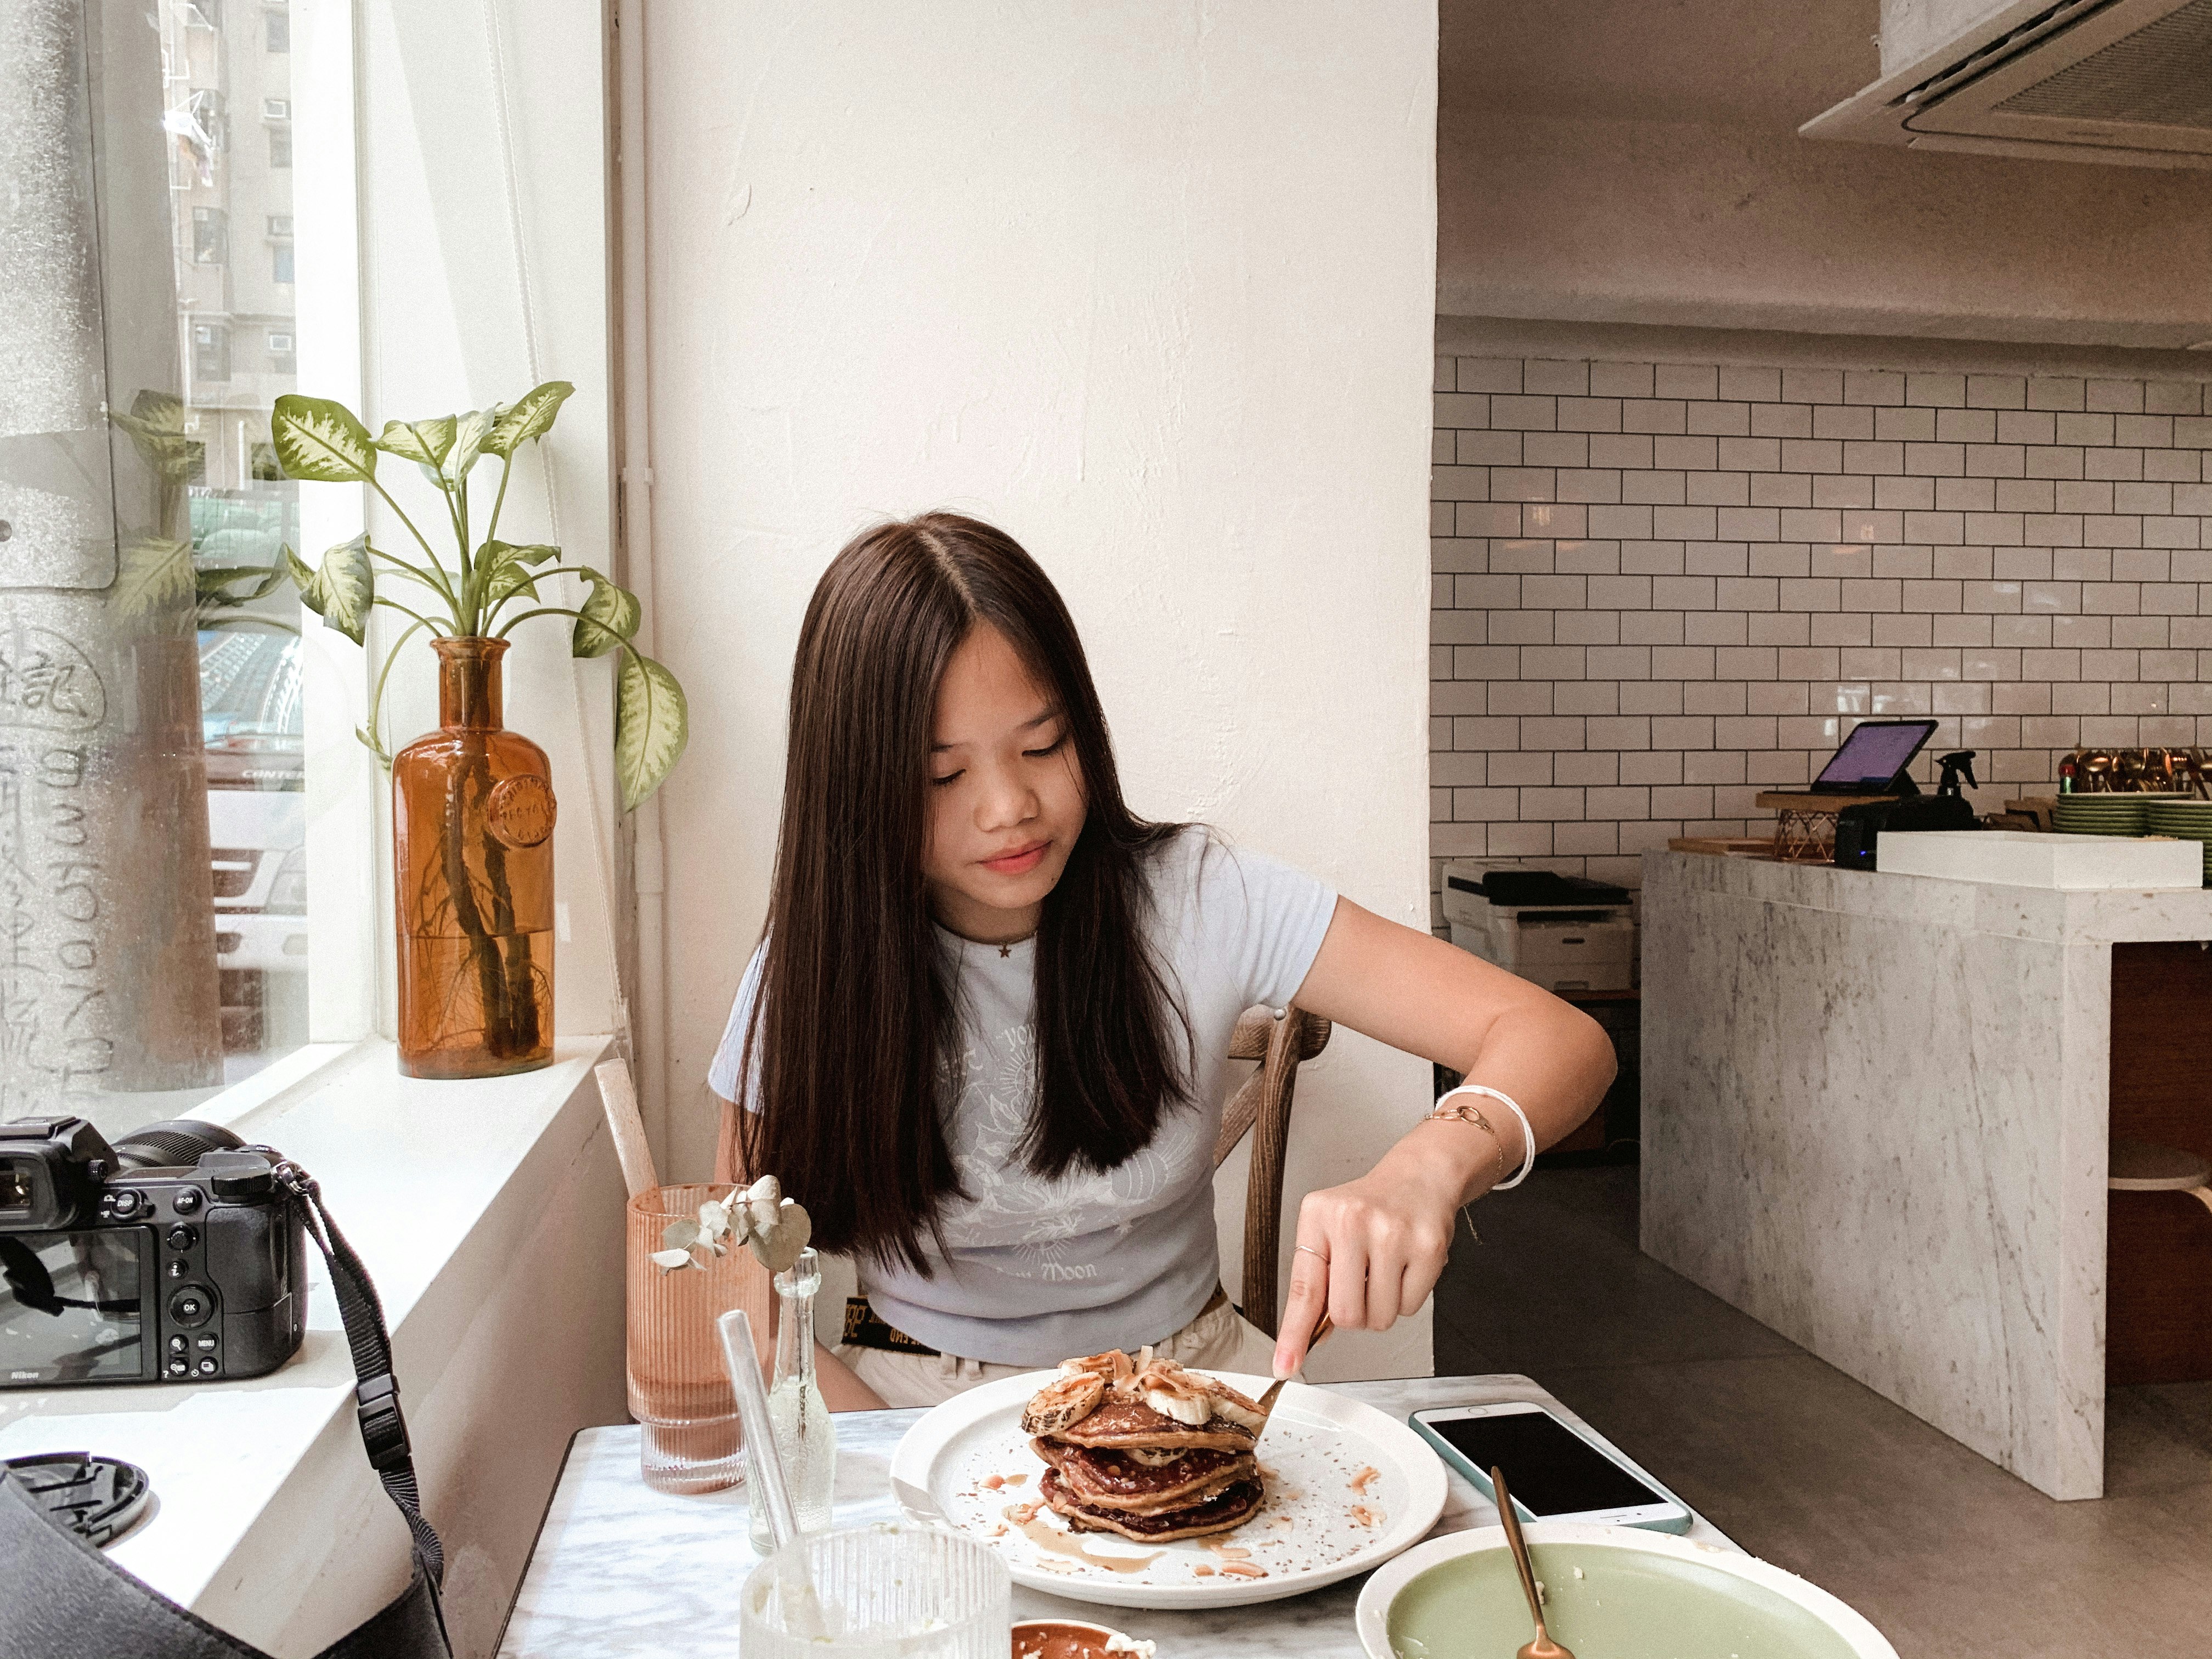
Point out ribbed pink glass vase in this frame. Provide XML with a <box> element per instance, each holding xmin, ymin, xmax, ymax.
<box><xmin>625</xmin><ymin>1183</ymin><xmax>770</xmax><ymax>1493</ymax></box>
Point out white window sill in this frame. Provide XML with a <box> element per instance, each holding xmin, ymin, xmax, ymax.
<box><xmin>0</xmin><ymin>1033</ymin><xmax>617</xmax><ymax>1624</ymax></box>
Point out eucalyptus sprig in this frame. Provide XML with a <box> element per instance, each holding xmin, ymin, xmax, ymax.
<box><xmin>267</xmin><ymin>382</ymin><xmax>687</xmax><ymax>809</ymax></box>
<box><xmin>651</xmin><ymin>1175</ymin><xmax>814</xmax><ymax>1276</ymax></box>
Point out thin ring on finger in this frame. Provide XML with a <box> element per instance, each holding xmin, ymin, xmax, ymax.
<box><xmin>1295</xmin><ymin>1243</ymin><xmax>1330</xmax><ymax>1263</ymax></box>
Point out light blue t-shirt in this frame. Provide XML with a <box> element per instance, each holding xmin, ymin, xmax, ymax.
<box><xmin>707</xmin><ymin>827</ymin><xmax>1337</xmax><ymax>1365</ymax></box>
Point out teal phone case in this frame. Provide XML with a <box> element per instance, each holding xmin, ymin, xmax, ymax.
<box><xmin>1409</xmin><ymin>1407</ymin><xmax>1695</xmax><ymax>1535</ymax></box>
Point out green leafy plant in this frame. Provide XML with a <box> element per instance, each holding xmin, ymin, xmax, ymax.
<box><xmin>268</xmin><ymin>381</ymin><xmax>687</xmax><ymax>809</ymax></box>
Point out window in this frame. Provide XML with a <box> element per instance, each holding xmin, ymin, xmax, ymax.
<box><xmin>0</xmin><ymin>0</ymin><xmax>357</xmax><ymax>1137</ymax></box>
<box><xmin>193</xmin><ymin>206</ymin><xmax>228</xmax><ymax>263</ymax></box>
<box><xmin>193</xmin><ymin>321</ymin><xmax>231</xmax><ymax>380</ymax></box>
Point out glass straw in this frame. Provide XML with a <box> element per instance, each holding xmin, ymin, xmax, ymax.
<box><xmin>716</xmin><ymin>1309</ymin><xmax>798</xmax><ymax>1548</ymax></box>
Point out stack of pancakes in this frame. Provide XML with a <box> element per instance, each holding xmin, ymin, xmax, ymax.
<box><xmin>1022</xmin><ymin>1353</ymin><xmax>1265</xmax><ymax>1542</ymax></box>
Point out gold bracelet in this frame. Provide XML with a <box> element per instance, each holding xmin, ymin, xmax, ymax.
<box><xmin>1428</xmin><ymin>1098</ymin><xmax>1509</xmax><ymax>1189</ymax></box>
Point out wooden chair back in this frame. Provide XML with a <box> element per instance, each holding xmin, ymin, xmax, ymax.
<box><xmin>1211</xmin><ymin>1004</ymin><xmax>1331</xmax><ymax>1338</ymax></box>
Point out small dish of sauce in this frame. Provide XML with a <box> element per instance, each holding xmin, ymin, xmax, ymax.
<box><xmin>1011</xmin><ymin>1618</ymin><xmax>1156</xmax><ymax>1659</ymax></box>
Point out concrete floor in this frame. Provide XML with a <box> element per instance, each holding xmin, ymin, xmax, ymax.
<box><xmin>1431</xmin><ymin>1165</ymin><xmax>2212</xmax><ymax>1659</ymax></box>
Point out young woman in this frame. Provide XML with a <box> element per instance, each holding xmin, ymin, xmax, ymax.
<box><xmin>710</xmin><ymin>512</ymin><xmax>1613</xmax><ymax>1411</ymax></box>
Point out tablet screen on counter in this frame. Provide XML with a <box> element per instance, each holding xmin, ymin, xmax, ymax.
<box><xmin>1813</xmin><ymin>719</ymin><xmax>1937</xmax><ymax>791</ymax></box>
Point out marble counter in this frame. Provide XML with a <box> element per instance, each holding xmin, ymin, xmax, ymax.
<box><xmin>496</xmin><ymin>1376</ymin><xmax>1739</xmax><ymax>1658</ymax></box>
<box><xmin>1639</xmin><ymin>850</ymin><xmax>2212</xmax><ymax>1500</ymax></box>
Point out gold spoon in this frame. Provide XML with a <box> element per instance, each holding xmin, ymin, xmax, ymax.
<box><xmin>1493</xmin><ymin>1465</ymin><xmax>1573</xmax><ymax>1659</ymax></box>
<box><xmin>1254</xmin><ymin>1312</ymin><xmax>1334</xmax><ymax>1423</ymax></box>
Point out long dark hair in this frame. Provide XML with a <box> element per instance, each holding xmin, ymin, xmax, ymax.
<box><xmin>737</xmin><ymin>512</ymin><xmax>1190</xmax><ymax>1274</ymax></box>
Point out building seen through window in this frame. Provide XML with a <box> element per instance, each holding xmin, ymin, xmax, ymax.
<box><xmin>164</xmin><ymin>0</ymin><xmax>310</xmax><ymax>1082</ymax></box>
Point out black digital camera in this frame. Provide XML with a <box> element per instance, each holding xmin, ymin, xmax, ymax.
<box><xmin>0</xmin><ymin>1116</ymin><xmax>307</xmax><ymax>1389</ymax></box>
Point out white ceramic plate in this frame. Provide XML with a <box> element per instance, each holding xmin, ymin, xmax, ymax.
<box><xmin>890</xmin><ymin>1368</ymin><xmax>1448</xmax><ymax>1610</ymax></box>
<box><xmin>1355</xmin><ymin>1523</ymin><xmax>1898</xmax><ymax>1659</ymax></box>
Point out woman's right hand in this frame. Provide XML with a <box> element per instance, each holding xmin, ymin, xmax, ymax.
<box><xmin>1271</xmin><ymin>1148</ymin><xmax>1463</xmax><ymax>1378</ymax></box>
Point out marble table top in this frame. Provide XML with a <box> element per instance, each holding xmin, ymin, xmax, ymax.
<box><xmin>497</xmin><ymin>1374</ymin><xmax>1738</xmax><ymax>1658</ymax></box>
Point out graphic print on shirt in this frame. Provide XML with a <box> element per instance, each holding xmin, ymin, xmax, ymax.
<box><xmin>934</xmin><ymin>1019</ymin><xmax>1205</xmax><ymax>1281</ymax></box>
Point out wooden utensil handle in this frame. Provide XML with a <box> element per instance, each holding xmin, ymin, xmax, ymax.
<box><xmin>596</xmin><ymin>1058</ymin><xmax>659</xmax><ymax>1198</ymax></box>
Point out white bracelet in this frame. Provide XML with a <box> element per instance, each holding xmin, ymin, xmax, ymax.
<box><xmin>1438</xmin><ymin>1084</ymin><xmax>1538</xmax><ymax>1191</ymax></box>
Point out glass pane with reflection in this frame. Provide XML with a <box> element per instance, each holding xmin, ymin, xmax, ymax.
<box><xmin>0</xmin><ymin>0</ymin><xmax>326</xmax><ymax>1142</ymax></box>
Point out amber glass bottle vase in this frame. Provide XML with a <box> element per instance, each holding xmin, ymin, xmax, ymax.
<box><xmin>393</xmin><ymin>637</ymin><xmax>557</xmax><ymax>1077</ymax></box>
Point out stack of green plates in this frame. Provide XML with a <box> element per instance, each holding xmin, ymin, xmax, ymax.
<box><xmin>2147</xmin><ymin>799</ymin><xmax>2212</xmax><ymax>885</ymax></box>
<box><xmin>2053</xmin><ymin>794</ymin><xmax>2154</xmax><ymax>836</ymax></box>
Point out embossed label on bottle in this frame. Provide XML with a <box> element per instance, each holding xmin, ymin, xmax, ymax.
<box><xmin>486</xmin><ymin>774</ymin><xmax>557</xmax><ymax>848</ymax></box>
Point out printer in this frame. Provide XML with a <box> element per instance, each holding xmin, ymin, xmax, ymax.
<box><xmin>1441</xmin><ymin>860</ymin><xmax>1637</xmax><ymax>994</ymax></box>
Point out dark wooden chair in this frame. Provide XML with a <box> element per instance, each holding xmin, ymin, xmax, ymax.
<box><xmin>1211</xmin><ymin>1004</ymin><xmax>1331</xmax><ymax>1336</ymax></box>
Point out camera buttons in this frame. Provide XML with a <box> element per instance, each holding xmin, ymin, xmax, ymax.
<box><xmin>166</xmin><ymin>1360</ymin><xmax>189</xmax><ymax>1378</ymax></box>
<box><xmin>167</xmin><ymin>1223</ymin><xmax>198</xmax><ymax>1251</ymax></box>
<box><xmin>168</xmin><ymin>1288</ymin><xmax>213</xmax><ymax>1329</ymax></box>
<box><xmin>172</xmin><ymin>1188</ymin><xmax>204</xmax><ymax>1216</ymax></box>
<box><xmin>106</xmin><ymin>1190</ymin><xmax>143</xmax><ymax>1219</ymax></box>
<box><xmin>167</xmin><ymin>1335</ymin><xmax>188</xmax><ymax>1357</ymax></box>
<box><xmin>194</xmin><ymin>1335</ymin><xmax>218</xmax><ymax>1353</ymax></box>
<box><xmin>165</xmin><ymin>1259</ymin><xmax>189</xmax><ymax>1281</ymax></box>
<box><xmin>195</xmin><ymin>1358</ymin><xmax>218</xmax><ymax>1378</ymax></box>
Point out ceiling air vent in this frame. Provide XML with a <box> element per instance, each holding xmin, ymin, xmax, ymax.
<box><xmin>1803</xmin><ymin>0</ymin><xmax>2212</xmax><ymax>168</ymax></box>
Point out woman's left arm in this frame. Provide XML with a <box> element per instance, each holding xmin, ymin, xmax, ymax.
<box><xmin>1268</xmin><ymin>896</ymin><xmax>1617</xmax><ymax>1375</ymax></box>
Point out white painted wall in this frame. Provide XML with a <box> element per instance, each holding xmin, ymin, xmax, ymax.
<box><xmin>646</xmin><ymin>0</ymin><xmax>1440</xmax><ymax>1380</ymax></box>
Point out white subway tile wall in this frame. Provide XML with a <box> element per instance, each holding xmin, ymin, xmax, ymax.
<box><xmin>1430</xmin><ymin>352</ymin><xmax>2212</xmax><ymax>916</ymax></box>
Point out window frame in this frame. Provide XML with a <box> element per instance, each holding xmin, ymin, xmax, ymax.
<box><xmin>190</xmin><ymin>320</ymin><xmax>230</xmax><ymax>381</ymax></box>
<box><xmin>191</xmin><ymin>204</ymin><xmax>228</xmax><ymax>263</ymax></box>
<box><xmin>173</xmin><ymin>0</ymin><xmax>375</xmax><ymax>1110</ymax></box>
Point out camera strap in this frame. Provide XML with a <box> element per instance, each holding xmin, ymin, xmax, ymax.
<box><xmin>272</xmin><ymin>1159</ymin><xmax>448</xmax><ymax>1595</ymax></box>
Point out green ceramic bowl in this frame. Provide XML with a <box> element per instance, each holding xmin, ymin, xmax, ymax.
<box><xmin>1357</xmin><ymin>1524</ymin><xmax>1895</xmax><ymax>1659</ymax></box>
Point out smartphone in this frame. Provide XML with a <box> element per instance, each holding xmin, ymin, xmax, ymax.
<box><xmin>1409</xmin><ymin>1401</ymin><xmax>1691</xmax><ymax>1533</ymax></box>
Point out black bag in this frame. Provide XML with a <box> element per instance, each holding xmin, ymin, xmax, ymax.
<box><xmin>0</xmin><ymin>1160</ymin><xmax>452</xmax><ymax>1659</ymax></box>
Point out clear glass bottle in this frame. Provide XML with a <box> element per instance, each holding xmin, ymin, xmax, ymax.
<box><xmin>748</xmin><ymin>1247</ymin><xmax>837</xmax><ymax>1550</ymax></box>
